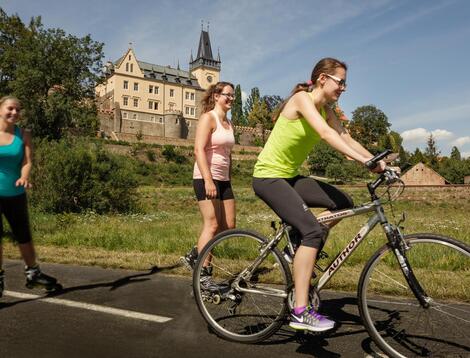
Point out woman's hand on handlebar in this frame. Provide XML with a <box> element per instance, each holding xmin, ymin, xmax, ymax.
<box><xmin>371</xmin><ymin>160</ymin><xmax>386</xmax><ymax>173</ymax></box>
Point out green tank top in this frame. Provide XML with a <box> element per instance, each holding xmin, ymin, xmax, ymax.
<box><xmin>253</xmin><ymin>106</ymin><xmax>327</xmax><ymax>178</ymax></box>
<box><xmin>0</xmin><ymin>126</ymin><xmax>25</xmax><ymax>197</ymax></box>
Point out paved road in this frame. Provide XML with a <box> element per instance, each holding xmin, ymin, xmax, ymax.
<box><xmin>0</xmin><ymin>259</ymin><xmax>385</xmax><ymax>358</ymax></box>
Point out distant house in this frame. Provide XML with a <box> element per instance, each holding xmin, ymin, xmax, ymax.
<box><xmin>465</xmin><ymin>176</ymin><xmax>470</xmax><ymax>185</ymax></box>
<box><xmin>400</xmin><ymin>162</ymin><xmax>449</xmax><ymax>185</ymax></box>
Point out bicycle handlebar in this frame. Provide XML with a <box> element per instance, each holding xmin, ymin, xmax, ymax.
<box><xmin>365</xmin><ymin>149</ymin><xmax>392</xmax><ymax>170</ymax></box>
<box><xmin>366</xmin><ymin>150</ymin><xmax>402</xmax><ymax>199</ymax></box>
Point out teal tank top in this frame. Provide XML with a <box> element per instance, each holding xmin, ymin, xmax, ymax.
<box><xmin>0</xmin><ymin>126</ymin><xmax>25</xmax><ymax>197</ymax></box>
<box><xmin>253</xmin><ymin>107</ymin><xmax>327</xmax><ymax>178</ymax></box>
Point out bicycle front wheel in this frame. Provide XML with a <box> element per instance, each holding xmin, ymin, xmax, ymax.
<box><xmin>358</xmin><ymin>234</ymin><xmax>470</xmax><ymax>358</ymax></box>
<box><xmin>193</xmin><ymin>229</ymin><xmax>292</xmax><ymax>343</ymax></box>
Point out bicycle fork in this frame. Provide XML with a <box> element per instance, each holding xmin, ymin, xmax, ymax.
<box><xmin>385</xmin><ymin>224</ymin><xmax>432</xmax><ymax>308</ymax></box>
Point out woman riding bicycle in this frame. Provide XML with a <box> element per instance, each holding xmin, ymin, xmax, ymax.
<box><xmin>252</xmin><ymin>58</ymin><xmax>385</xmax><ymax>332</ymax></box>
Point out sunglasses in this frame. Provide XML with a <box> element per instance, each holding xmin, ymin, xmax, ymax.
<box><xmin>220</xmin><ymin>93</ymin><xmax>235</xmax><ymax>100</ymax></box>
<box><xmin>325</xmin><ymin>74</ymin><xmax>347</xmax><ymax>89</ymax></box>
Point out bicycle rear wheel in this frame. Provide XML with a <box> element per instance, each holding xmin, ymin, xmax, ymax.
<box><xmin>193</xmin><ymin>229</ymin><xmax>292</xmax><ymax>343</ymax></box>
<box><xmin>358</xmin><ymin>234</ymin><xmax>470</xmax><ymax>358</ymax></box>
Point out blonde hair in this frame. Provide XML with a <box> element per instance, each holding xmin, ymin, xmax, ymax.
<box><xmin>273</xmin><ymin>58</ymin><xmax>347</xmax><ymax>121</ymax></box>
<box><xmin>0</xmin><ymin>95</ymin><xmax>21</xmax><ymax>109</ymax></box>
<box><xmin>201</xmin><ymin>81</ymin><xmax>234</xmax><ymax>113</ymax></box>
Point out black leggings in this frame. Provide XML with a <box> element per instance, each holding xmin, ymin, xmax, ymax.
<box><xmin>252</xmin><ymin>176</ymin><xmax>354</xmax><ymax>249</ymax></box>
<box><xmin>0</xmin><ymin>193</ymin><xmax>33</xmax><ymax>244</ymax></box>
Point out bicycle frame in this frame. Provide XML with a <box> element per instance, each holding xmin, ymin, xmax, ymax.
<box><xmin>315</xmin><ymin>201</ymin><xmax>381</xmax><ymax>291</ymax></box>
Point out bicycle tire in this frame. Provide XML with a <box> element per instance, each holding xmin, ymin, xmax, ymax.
<box><xmin>193</xmin><ymin>229</ymin><xmax>292</xmax><ymax>343</ymax></box>
<box><xmin>358</xmin><ymin>233</ymin><xmax>470</xmax><ymax>358</ymax></box>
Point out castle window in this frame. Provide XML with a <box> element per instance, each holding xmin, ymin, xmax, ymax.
<box><xmin>175</xmin><ymin>118</ymin><xmax>179</xmax><ymax>124</ymax></box>
<box><xmin>133</xmin><ymin>98</ymin><xmax>138</xmax><ymax>107</ymax></box>
<box><xmin>191</xmin><ymin>93</ymin><xmax>195</xmax><ymax>100</ymax></box>
<box><xmin>123</xmin><ymin>80</ymin><xmax>128</xmax><ymax>89</ymax></box>
<box><xmin>126</xmin><ymin>63</ymin><xmax>129</xmax><ymax>72</ymax></box>
<box><xmin>130</xmin><ymin>64</ymin><xmax>133</xmax><ymax>72</ymax></box>
<box><xmin>132</xmin><ymin>113</ymin><xmax>137</xmax><ymax>120</ymax></box>
<box><xmin>155</xmin><ymin>86</ymin><xmax>159</xmax><ymax>94</ymax></box>
<box><xmin>185</xmin><ymin>92</ymin><xmax>189</xmax><ymax>100</ymax></box>
<box><xmin>128</xmin><ymin>55</ymin><xmax>131</xmax><ymax>60</ymax></box>
<box><xmin>154</xmin><ymin>102</ymin><xmax>159</xmax><ymax>110</ymax></box>
<box><xmin>170</xmin><ymin>89</ymin><xmax>174</xmax><ymax>97</ymax></box>
<box><xmin>122</xmin><ymin>112</ymin><xmax>128</xmax><ymax>119</ymax></box>
<box><xmin>190</xmin><ymin>107</ymin><xmax>195</xmax><ymax>116</ymax></box>
<box><xmin>159</xmin><ymin>117</ymin><xmax>164</xmax><ymax>124</ymax></box>
<box><xmin>149</xmin><ymin>85</ymin><xmax>153</xmax><ymax>93</ymax></box>
<box><xmin>134</xmin><ymin>82</ymin><xmax>139</xmax><ymax>91</ymax></box>
<box><xmin>123</xmin><ymin>97</ymin><xmax>128</xmax><ymax>106</ymax></box>
<box><xmin>148</xmin><ymin>101</ymin><xmax>153</xmax><ymax>110</ymax></box>
<box><xmin>185</xmin><ymin>107</ymin><xmax>189</xmax><ymax>115</ymax></box>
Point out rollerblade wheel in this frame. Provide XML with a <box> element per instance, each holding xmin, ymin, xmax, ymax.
<box><xmin>46</xmin><ymin>283</ymin><xmax>63</xmax><ymax>293</ymax></box>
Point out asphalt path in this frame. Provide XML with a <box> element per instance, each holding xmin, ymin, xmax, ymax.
<box><xmin>0</xmin><ymin>259</ymin><xmax>387</xmax><ymax>358</ymax></box>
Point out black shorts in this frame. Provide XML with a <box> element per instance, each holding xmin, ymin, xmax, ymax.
<box><xmin>193</xmin><ymin>179</ymin><xmax>235</xmax><ymax>201</ymax></box>
<box><xmin>0</xmin><ymin>193</ymin><xmax>33</xmax><ymax>244</ymax></box>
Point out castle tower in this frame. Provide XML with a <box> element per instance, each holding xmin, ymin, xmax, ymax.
<box><xmin>189</xmin><ymin>26</ymin><xmax>221</xmax><ymax>90</ymax></box>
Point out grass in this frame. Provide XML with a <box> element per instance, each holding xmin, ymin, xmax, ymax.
<box><xmin>3</xmin><ymin>185</ymin><xmax>470</xmax><ymax>297</ymax></box>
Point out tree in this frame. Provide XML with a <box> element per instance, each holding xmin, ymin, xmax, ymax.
<box><xmin>325</xmin><ymin>163</ymin><xmax>351</xmax><ymax>184</ymax></box>
<box><xmin>438</xmin><ymin>157</ymin><xmax>467</xmax><ymax>184</ymax></box>
<box><xmin>230</xmin><ymin>84</ymin><xmax>245</xmax><ymax>126</ymax></box>
<box><xmin>247</xmin><ymin>96</ymin><xmax>271</xmax><ymax>144</ymax></box>
<box><xmin>424</xmin><ymin>134</ymin><xmax>440</xmax><ymax>169</ymax></box>
<box><xmin>243</xmin><ymin>87</ymin><xmax>260</xmax><ymax>123</ymax></box>
<box><xmin>398</xmin><ymin>146</ymin><xmax>409</xmax><ymax>166</ymax></box>
<box><xmin>410</xmin><ymin>148</ymin><xmax>425</xmax><ymax>165</ymax></box>
<box><xmin>450</xmin><ymin>146</ymin><xmax>461</xmax><ymax>161</ymax></box>
<box><xmin>0</xmin><ymin>10</ymin><xmax>104</xmax><ymax>139</ymax></box>
<box><xmin>349</xmin><ymin>105</ymin><xmax>391</xmax><ymax>151</ymax></box>
<box><xmin>308</xmin><ymin>141</ymin><xmax>343</xmax><ymax>175</ymax></box>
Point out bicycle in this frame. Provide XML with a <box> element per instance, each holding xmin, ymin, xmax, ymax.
<box><xmin>192</xmin><ymin>150</ymin><xmax>470</xmax><ymax>358</ymax></box>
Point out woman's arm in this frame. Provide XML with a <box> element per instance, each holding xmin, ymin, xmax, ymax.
<box><xmin>293</xmin><ymin>92</ymin><xmax>370</xmax><ymax>164</ymax></box>
<box><xmin>194</xmin><ymin>112</ymin><xmax>217</xmax><ymax>199</ymax></box>
<box><xmin>16</xmin><ymin>129</ymin><xmax>33</xmax><ymax>188</ymax></box>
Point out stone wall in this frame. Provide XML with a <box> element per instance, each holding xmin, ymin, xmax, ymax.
<box><xmin>98</xmin><ymin>105</ymin><xmax>270</xmax><ymax>147</ymax></box>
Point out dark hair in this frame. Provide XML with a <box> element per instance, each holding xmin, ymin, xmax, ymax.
<box><xmin>273</xmin><ymin>57</ymin><xmax>347</xmax><ymax>120</ymax></box>
<box><xmin>201</xmin><ymin>81</ymin><xmax>234</xmax><ymax>113</ymax></box>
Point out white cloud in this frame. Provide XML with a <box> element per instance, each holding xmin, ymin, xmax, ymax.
<box><xmin>461</xmin><ymin>152</ymin><xmax>470</xmax><ymax>159</ymax></box>
<box><xmin>401</xmin><ymin>128</ymin><xmax>429</xmax><ymax>142</ymax></box>
<box><xmin>401</xmin><ymin>128</ymin><xmax>455</xmax><ymax>151</ymax></box>
<box><xmin>452</xmin><ymin>136</ymin><xmax>470</xmax><ymax>147</ymax></box>
<box><xmin>431</xmin><ymin>129</ymin><xmax>453</xmax><ymax>140</ymax></box>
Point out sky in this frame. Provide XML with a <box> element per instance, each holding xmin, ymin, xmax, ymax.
<box><xmin>3</xmin><ymin>0</ymin><xmax>470</xmax><ymax>157</ymax></box>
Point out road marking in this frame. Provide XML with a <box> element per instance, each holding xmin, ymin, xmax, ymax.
<box><xmin>4</xmin><ymin>290</ymin><xmax>172</xmax><ymax>323</ymax></box>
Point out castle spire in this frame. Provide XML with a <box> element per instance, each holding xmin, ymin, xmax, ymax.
<box><xmin>190</xmin><ymin>25</ymin><xmax>220</xmax><ymax>71</ymax></box>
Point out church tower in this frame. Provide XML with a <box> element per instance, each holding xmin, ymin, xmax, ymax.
<box><xmin>189</xmin><ymin>25</ymin><xmax>221</xmax><ymax>90</ymax></box>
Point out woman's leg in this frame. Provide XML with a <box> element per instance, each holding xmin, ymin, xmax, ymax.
<box><xmin>253</xmin><ymin>178</ymin><xmax>324</xmax><ymax>309</ymax></box>
<box><xmin>196</xmin><ymin>199</ymin><xmax>222</xmax><ymax>266</ymax></box>
<box><xmin>1</xmin><ymin>194</ymin><xmax>37</xmax><ymax>267</ymax></box>
<box><xmin>220</xmin><ymin>199</ymin><xmax>236</xmax><ymax>231</ymax></box>
<box><xmin>19</xmin><ymin>242</ymin><xmax>37</xmax><ymax>268</ymax></box>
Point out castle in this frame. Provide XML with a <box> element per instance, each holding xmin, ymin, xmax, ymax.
<box><xmin>95</xmin><ymin>27</ymin><xmax>221</xmax><ymax>141</ymax></box>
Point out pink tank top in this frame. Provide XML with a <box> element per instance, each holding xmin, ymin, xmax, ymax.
<box><xmin>193</xmin><ymin>110</ymin><xmax>235</xmax><ymax>181</ymax></box>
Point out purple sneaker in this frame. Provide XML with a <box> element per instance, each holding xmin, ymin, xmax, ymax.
<box><xmin>289</xmin><ymin>307</ymin><xmax>335</xmax><ymax>332</ymax></box>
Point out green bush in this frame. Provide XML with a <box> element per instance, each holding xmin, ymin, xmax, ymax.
<box><xmin>31</xmin><ymin>138</ymin><xmax>138</xmax><ymax>213</ymax></box>
<box><xmin>162</xmin><ymin>145</ymin><xmax>188</xmax><ymax>164</ymax></box>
